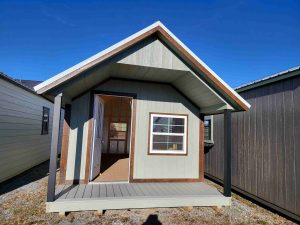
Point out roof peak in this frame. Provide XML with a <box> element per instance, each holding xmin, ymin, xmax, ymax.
<box><xmin>34</xmin><ymin>21</ymin><xmax>250</xmax><ymax>111</ymax></box>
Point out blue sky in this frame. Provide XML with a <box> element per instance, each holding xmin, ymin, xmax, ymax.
<box><xmin>0</xmin><ymin>0</ymin><xmax>299</xmax><ymax>87</ymax></box>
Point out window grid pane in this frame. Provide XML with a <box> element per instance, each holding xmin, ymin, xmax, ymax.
<box><xmin>150</xmin><ymin>114</ymin><xmax>187</xmax><ymax>153</ymax></box>
<box><xmin>152</xmin><ymin>117</ymin><xmax>185</xmax><ymax>134</ymax></box>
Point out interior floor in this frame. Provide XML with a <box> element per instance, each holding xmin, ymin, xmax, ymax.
<box><xmin>93</xmin><ymin>154</ymin><xmax>129</xmax><ymax>182</ymax></box>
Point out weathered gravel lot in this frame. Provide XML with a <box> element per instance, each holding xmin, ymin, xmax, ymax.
<box><xmin>0</xmin><ymin>162</ymin><xmax>296</xmax><ymax>225</ymax></box>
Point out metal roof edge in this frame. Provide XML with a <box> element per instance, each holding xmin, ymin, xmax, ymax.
<box><xmin>235</xmin><ymin>66</ymin><xmax>300</xmax><ymax>92</ymax></box>
<box><xmin>0</xmin><ymin>72</ymin><xmax>52</xmax><ymax>103</ymax></box>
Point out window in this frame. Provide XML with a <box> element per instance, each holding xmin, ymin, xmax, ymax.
<box><xmin>149</xmin><ymin>113</ymin><xmax>187</xmax><ymax>155</ymax></box>
<box><xmin>204</xmin><ymin>116</ymin><xmax>213</xmax><ymax>141</ymax></box>
<box><xmin>41</xmin><ymin>107</ymin><xmax>50</xmax><ymax>135</ymax></box>
<box><xmin>109</xmin><ymin>122</ymin><xmax>127</xmax><ymax>140</ymax></box>
<box><xmin>109</xmin><ymin>122</ymin><xmax>128</xmax><ymax>153</ymax></box>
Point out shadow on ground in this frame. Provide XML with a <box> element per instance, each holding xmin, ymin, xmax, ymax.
<box><xmin>0</xmin><ymin>160</ymin><xmax>50</xmax><ymax>195</ymax></box>
<box><xmin>142</xmin><ymin>214</ymin><xmax>162</xmax><ymax>225</ymax></box>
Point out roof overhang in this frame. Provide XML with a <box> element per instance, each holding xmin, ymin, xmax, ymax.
<box><xmin>35</xmin><ymin>21</ymin><xmax>250</xmax><ymax>112</ymax></box>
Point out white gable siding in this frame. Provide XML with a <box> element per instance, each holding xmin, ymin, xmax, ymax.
<box><xmin>118</xmin><ymin>37</ymin><xmax>189</xmax><ymax>71</ymax></box>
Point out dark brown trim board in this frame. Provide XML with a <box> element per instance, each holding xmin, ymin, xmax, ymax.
<box><xmin>131</xmin><ymin>178</ymin><xmax>201</xmax><ymax>183</ymax></box>
<box><xmin>84</xmin><ymin>92</ymin><xmax>95</xmax><ymax>183</ymax></box>
<box><xmin>129</xmin><ymin>98</ymin><xmax>137</xmax><ymax>182</ymax></box>
<box><xmin>199</xmin><ymin>114</ymin><xmax>205</xmax><ymax>182</ymax></box>
<box><xmin>147</xmin><ymin>112</ymin><xmax>189</xmax><ymax>156</ymax></box>
<box><xmin>59</xmin><ymin>104</ymin><xmax>71</xmax><ymax>184</ymax></box>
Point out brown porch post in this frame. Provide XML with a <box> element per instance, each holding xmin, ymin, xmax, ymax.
<box><xmin>47</xmin><ymin>93</ymin><xmax>62</xmax><ymax>202</ymax></box>
<box><xmin>59</xmin><ymin>104</ymin><xmax>72</xmax><ymax>184</ymax></box>
<box><xmin>223</xmin><ymin>109</ymin><xmax>232</xmax><ymax>197</ymax></box>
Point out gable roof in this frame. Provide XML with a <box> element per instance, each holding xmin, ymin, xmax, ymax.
<box><xmin>236</xmin><ymin>66</ymin><xmax>300</xmax><ymax>92</ymax></box>
<box><xmin>34</xmin><ymin>21</ymin><xmax>250</xmax><ymax>111</ymax></box>
<box><xmin>17</xmin><ymin>79</ymin><xmax>42</xmax><ymax>90</ymax></box>
<box><xmin>0</xmin><ymin>72</ymin><xmax>51</xmax><ymax>103</ymax></box>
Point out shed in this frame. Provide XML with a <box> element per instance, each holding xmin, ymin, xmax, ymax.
<box><xmin>205</xmin><ymin>66</ymin><xmax>300</xmax><ymax>221</ymax></box>
<box><xmin>34</xmin><ymin>21</ymin><xmax>250</xmax><ymax>213</ymax></box>
<box><xmin>0</xmin><ymin>73</ymin><xmax>55</xmax><ymax>182</ymax></box>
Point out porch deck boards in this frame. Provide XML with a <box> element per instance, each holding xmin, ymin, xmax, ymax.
<box><xmin>47</xmin><ymin>182</ymin><xmax>231</xmax><ymax>213</ymax></box>
<box><xmin>55</xmin><ymin>182</ymin><xmax>217</xmax><ymax>200</ymax></box>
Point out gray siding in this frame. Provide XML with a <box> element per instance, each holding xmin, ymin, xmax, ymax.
<box><xmin>65</xmin><ymin>80</ymin><xmax>201</xmax><ymax>180</ymax></box>
<box><xmin>0</xmin><ymin>78</ymin><xmax>54</xmax><ymax>182</ymax></box>
<box><xmin>205</xmin><ymin>75</ymin><xmax>300</xmax><ymax>220</ymax></box>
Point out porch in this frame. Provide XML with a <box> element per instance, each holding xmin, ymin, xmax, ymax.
<box><xmin>46</xmin><ymin>182</ymin><xmax>231</xmax><ymax>213</ymax></box>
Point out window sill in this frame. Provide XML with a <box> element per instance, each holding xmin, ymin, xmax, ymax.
<box><xmin>148</xmin><ymin>151</ymin><xmax>188</xmax><ymax>156</ymax></box>
<box><xmin>204</xmin><ymin>140</ymin><xmax>214</xmax><ymax>148</ymax></box>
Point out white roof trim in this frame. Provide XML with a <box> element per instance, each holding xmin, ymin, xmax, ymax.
<box><xmin>34</xmin><ymin>21</ymin><xmax>250</xmax><ymax>109</ymax></box>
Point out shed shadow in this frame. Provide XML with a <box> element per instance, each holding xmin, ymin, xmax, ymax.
<box><xmin>142</xmin><ymin>214</ymin><xmax>162</xmax><ymax>225</ymax></box>
<box><xmin>0</xmin><ymin>160</ymin><xmax>50</xmax><ymax>195</ymax></box>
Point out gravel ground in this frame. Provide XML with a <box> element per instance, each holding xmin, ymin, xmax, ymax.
<box><xmin>0</xmin><ymin>161</ymin><xmax>297</xmax><ymax>225</ymax></box>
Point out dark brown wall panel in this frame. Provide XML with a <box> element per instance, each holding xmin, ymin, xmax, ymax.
<box><xmin>205</xmin><ymin>75</ymin><xmax>300</xmax><ymax>221</ymax></box>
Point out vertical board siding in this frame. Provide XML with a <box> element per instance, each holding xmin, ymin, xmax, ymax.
<box><xmin>0</xmin><ymin>78</ymin><xmax>54</xmax><ymax>182</ymax></box>
<box><xmin>205</xmin><ymin>76</ymin><xmax>300</xmax><ymax>219</ymax></box>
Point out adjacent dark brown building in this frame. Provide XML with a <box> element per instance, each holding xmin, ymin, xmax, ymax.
<box><xmin>205</xmin><ymin>66</ymin><xmax>300</xmax><ymax>221</ymax></box>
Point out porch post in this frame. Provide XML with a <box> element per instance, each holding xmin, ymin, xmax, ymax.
<box><xmin>47</xmin><ymin>93</ymin><xmax>62</xmax><ymax>202</ymax></box>
<box><xmin>223</xmin><ymin>109</ymin><xmax>232</xmax><ymax>197</ymax></box>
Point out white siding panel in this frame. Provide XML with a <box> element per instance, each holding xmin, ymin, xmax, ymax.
<box><xmin>0</xmin><ymin>78</ymin><xmax>54</xmax><ymax>182</ymax></box>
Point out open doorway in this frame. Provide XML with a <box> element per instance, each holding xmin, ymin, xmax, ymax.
<box><xmin>89</xmin><ymin>94</ymin><xmax>132</xmax><ymax>183</ymax></box>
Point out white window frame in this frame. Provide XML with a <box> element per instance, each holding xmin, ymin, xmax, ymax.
<box><xmin>149</xmin><ymin>113</ymin><xmax>188</xmax><ymax>155</ymax></box>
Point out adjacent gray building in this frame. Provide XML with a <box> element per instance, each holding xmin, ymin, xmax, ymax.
<box><xmin>205</xmin><ymin>66</ymin><xmax>300</xmax><ymax>221</ymax></box>
<box><xmin>0</xmin><ymin>73</ymin><xmax>54</xmax><ymax>182</ymax></box>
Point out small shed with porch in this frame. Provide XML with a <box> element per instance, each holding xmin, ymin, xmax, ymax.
<box><xmin>34</xmin><ymin>21</ymin><xmax>250</xmax><ymax>213</ymax></box>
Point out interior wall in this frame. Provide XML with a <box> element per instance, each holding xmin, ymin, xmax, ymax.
<box><xmin>101</xmin><ymin>96</ymin><xmax>131</xmax><ymax>154</ymax></box>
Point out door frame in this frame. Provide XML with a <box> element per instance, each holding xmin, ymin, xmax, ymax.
<box><xmin>84</xmin><ymin>90</ymin><xmax>137</xmax><ymax>184</ymax></box>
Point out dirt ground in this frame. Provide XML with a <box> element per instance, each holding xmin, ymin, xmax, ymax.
<box><xmin>0</xmin><ymin>161</ymin><xmax>297</xmax><ymax>225</ymax></box>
